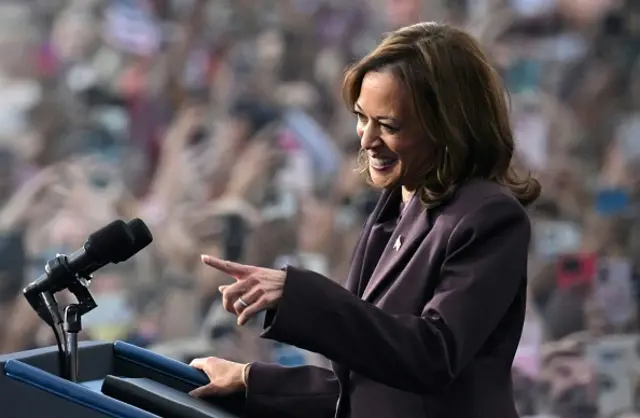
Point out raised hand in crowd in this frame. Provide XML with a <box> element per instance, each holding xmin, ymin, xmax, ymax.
<box><xmin>297</xmin><ymin>197</ymin><xmax>335</xmax><ymax>254</ymax></box>
<box><xmin>148</xmin><ymin>203</ymin><xmax>198</xmax><ymax>270</ymax></box>
<box><xmin>0</xmin><ymin>165</ymin><xmax>58</xmax><ymax>232</ymax></box>
<box><xmin>52</xmin><ymin>156</ymin><xmax>122</xmax><ymax>224</ymax></box>
<box><xmin>333</xmin><ymin>156</ymin><xmax>364</xmax><ymax>203</ymax></box>
<box><xmin>220</xmin><ymin>125</ymin><xmax>281</xmax><ymax>202</ymax></box>
<box><xmin>146</xmin><ymin>105</ymin><xmax>207</xmax><ymax>215</ymax></box>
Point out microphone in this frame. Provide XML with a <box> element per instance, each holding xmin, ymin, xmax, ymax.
<box><xmin>22</xmin><ymin>219</ymin><xmax>154</xmax><ymax>382</ymax></box>
<box><xmin>126</xmin><ymin>218</ymin><xmax>153</xmax><ymax>253</ymax></box>
<box><xmin>23</xmin><ymin>220</ymin><xmax>135</xmax><ymax>299</ymax></box>
<box><xmin>23</xmin><ymin>219</ymin><xmax>154</xmax><ymax>326</ymax></box>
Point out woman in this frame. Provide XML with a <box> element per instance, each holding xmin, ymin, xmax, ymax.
<box><xmin>189</xmin><ymin>22</ymin><xmax>541</xmax><ymax>418</ymax></box>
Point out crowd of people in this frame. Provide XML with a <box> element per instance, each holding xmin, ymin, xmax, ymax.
<box><xmin>0</xmin><ymin>0</ymin><xmax>638</xmax><ymax>417</ymax></box>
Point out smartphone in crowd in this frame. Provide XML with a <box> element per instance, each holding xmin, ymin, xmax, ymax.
<box><xmin>219</xmin><ymin>213</ymin><xmax>249</xmax><ymax>262</ymax></box>
<box><xmin>594</xmin><ymin>257</ymin><xmax>635</xmax><ymax>327</ymax></box>
<box><xmin>261</xmin><ymin>186</ymin><xmax>298</xmax><ymax>222</ymax></box>
<box><xmin>532</xmin><ymin>220</ymin><xmax>582</xmax><ymax>258</ymax></box>
<box><xmin>556</xmin><ymin>253</ymin><xmax>597</xmax><ymax>289</ymax></box>
<box><xmin>594</xmin><ymin>188</ymin><xmax>630</xmax><ymax>216</ymax></box>
<box><xmin>191</xmin><ymin>211</ymin><xmax>250</xmax><ymax>263</ymax></box>
<box><xmin>0</xmin><ymin>230</ymin><xmax>26</xmax><ymax>303</ymax></box>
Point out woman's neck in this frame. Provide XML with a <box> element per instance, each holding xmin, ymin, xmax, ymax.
<box><xmin>401</xmin><ymin>187</ymin><xmax>414</xmax><ymax>203</ymax></box>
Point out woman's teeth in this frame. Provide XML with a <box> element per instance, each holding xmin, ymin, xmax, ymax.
<box><xmin>370</xmin><ymin>157</ymin><xmax>397</xmax><ymax>168</ymax></box>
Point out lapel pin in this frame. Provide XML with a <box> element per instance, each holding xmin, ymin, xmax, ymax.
<box><xmin>393</xmin><ymin>235</ymin><xmax>403</xmax><ymax>251</ymax></box>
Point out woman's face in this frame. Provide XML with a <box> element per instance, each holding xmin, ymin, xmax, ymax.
<box><xmin>355</xmin><ymin>71</ymin><xmax>427</xmax><ymax>188</ymax></box>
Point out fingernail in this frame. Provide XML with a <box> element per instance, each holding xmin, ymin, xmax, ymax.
<box><xmin>200</xmin><ymin>254</ymin><xmax>208</xmax><ymax>262</ymax></box>
<box><xmin>218</xmin><ymin>285</ymin><xmax>227</xmax><ymax>292</ymax></box>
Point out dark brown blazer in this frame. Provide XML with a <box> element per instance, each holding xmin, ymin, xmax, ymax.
<box><xmin>244</xmin><ymin>179</ymin><xmax>531</xmax><ymax>418</ymax></box>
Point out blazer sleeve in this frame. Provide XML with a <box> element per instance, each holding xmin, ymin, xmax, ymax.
<box><xmin>244</xmin><ymin>362</ymin><xmax>339</xmax><ymax>418</ymax></box>
<box><xmin>259</xmin><ymin>195</ymin><xmax>530</xmax><ymax>394</ymax></box>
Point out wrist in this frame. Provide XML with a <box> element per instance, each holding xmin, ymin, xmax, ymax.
<box><xmin>241</xmin><ymin>363</ymin><xmax>251</xmax><ymax>388</ymax></box>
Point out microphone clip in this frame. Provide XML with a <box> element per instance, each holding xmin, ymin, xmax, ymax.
<box><xmin>25</xmin><ymin>254</ymin><xmax>97</xmax><ymax>327</ymax></box>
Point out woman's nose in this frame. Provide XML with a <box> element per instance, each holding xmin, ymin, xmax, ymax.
<box><xmin>360</xmin><ymin>124</ymin><xmax>381</xmax><ymax>150</ymax></box>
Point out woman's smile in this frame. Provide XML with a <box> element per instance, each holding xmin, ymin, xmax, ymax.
<box><xmin>368</xmin><ymin>155</ymin><xmax>399</xmax><ymax>172</ymax></box>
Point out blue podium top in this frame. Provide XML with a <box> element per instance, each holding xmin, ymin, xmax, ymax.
<box><xmin>1</xmin><ymin>340</ymin><xmax>220</xmax><ymax>418</ymax></box>
<box><xmin>113</xmin><ymin>341</ymin><xmax>209</xmax><ymax>387</ymax></box>
<box><xmin>4</xmin><ymin>359</ymin><xmax>158</xmax><ymax>418</ymax></box>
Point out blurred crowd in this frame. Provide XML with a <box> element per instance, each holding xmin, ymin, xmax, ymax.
<box><xmin>0</xmin><ymin>0</ymin><xmax>639</xmax><ymax>417</ymax></box>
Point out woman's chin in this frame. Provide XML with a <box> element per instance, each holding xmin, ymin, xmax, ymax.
<box><xmin>369</xmin><ymin>164</ymin><xmax>400</xmax><ymax>188</ymax></box>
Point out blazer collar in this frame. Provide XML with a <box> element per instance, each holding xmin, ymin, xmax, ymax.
<box><xmin>362</xmin><ymin>190</ymin><xmax>433</xmax><ymax>302</ymax></box>
<box><xmin>344</xmin><ymin>187</ymin><xmax>398</xmax><ymax>294</ymax></box>
<box><xmin>373</xmin><ymin>186</ymin><xmax>402</xmax><ymax>224</ymax></box>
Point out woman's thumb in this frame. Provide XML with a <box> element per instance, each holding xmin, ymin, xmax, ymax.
<box><xmin>189</xmin><ymin>385</ymin><xmax>214</xmax><ymax>398</ymax></box>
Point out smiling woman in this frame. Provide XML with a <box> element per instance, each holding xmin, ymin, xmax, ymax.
<box><xmin>189</xmin><ymin>22</ymin><xmax>541</xmax><ymax>418</ymax></box>
<box><xmin>343</xmin><ymin>21</ymin><xmax>540</xmax><ymax>206</ymax></box>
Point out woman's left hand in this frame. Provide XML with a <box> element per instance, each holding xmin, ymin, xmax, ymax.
<box><xmin>201</xmin><ymin>254</ymin><xmax>286</xmax><ymax>325</ymax></box>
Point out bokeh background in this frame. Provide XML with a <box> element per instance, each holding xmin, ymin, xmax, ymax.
<box><xmin>0</xmin><ymin>0</ymin><xmax>639</xmax><ymax>417</ymax></box>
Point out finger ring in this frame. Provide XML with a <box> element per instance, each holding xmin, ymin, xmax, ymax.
<box><xmin>237</xmin><ymin>297</ymin><xmax>249</xmax><ymax>308</ymax></box>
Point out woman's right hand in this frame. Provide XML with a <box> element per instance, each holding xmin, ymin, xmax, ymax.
<box><xmin>189</xmin><ymin>357</ymin><xmax>249</xmax><ymax>397</ymax></box>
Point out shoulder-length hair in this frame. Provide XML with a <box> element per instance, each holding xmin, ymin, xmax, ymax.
<box><xmin>342</xmin><ymin>22</ymin><xmax>541</xmax><ymax>207</ymax></box>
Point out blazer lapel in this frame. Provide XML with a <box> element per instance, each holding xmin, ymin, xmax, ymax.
<box><xmin>362</xmin><ymin>194</ymin><xmax>432</xmax><ymax>302</ymax></box>
<box><xmin>344</xmin><ymin>188</ymin><xmax>397</xmax><ymax>294</ymax></box>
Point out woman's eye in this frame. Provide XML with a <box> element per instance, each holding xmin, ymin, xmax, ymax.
<box><xmin>354</xmin><ymin>112</ymin><xmax>367</xmax><ymax>123</ymax></box>
<box><xmin>381</xmin><ymin>125</ymin><xmax>398</xmax><ymax>134</ymax></box>
<box><xmin>354</xmin><ymin>111</ymin><xmax>398</xmax><ymax>134</ymax></box>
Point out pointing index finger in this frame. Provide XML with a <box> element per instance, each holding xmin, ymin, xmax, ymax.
<box><xmin>201</xmin><ymin>254</ymin><xmax>252</xmax><ymax>276</ymax></box>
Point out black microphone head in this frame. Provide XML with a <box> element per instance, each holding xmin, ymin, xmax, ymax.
<box><xmin>126</xmin><ymin>218</ymin><xmax>153</xmax><ymax>255</ymax></box>
<box><xmin>85</xmin><ymin>220</ymin><xmax>135</xmax><ymax>264</ymax></box>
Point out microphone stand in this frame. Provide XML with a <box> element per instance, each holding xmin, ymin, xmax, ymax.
<box><xmin>40</xmin><ymin>291</ymin><xmax>67</xmax><ymax>376</ymax></box>
<box><xmin>24</xmin><ymin>254</ymin><xmax>98</xmax><ymax>381</ymax></box>
<box><xmin>63</xmin><ymin>305</ymin><xmax>81</xmax><ymax>382</ymax></box>
<box><xmin>61</xmin><ymin>277</ymin><xmax>97</xmax><ymax>381</ymax></box>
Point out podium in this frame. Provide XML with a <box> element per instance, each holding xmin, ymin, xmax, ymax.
<box><xmin>0</xmin><ymin>341</ymin><xmax>244</xmax><ymax>418</ymax></box>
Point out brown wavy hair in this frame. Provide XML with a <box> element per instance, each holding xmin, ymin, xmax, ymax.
<box><xmin>342</xmin><ymin>22</ymin><xmax>541</xmax><ymax>207</ymax></box>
